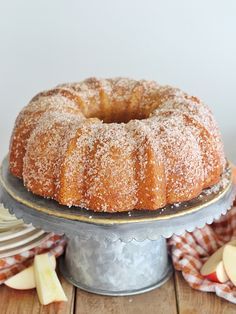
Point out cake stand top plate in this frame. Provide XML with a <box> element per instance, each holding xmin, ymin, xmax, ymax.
<box><xmin>0</xmin><ymin>157</ymin><xmax>235</xmax><ymax>242</ymax></box>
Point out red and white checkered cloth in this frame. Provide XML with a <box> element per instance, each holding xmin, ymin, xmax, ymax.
<box><xmin>169</xmin><ymin>168</ymin><xmax>236</xmax><ymax>304</ymax></box>
<box><xmin>0</xmin><ymin>233</ymin><xmax>66</xmax><ymax>284</ymax></box>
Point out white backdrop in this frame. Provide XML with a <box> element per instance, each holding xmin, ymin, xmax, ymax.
<box><xmin>0</xmin><ymin>0</ymin><xmax>235</xmax><ymax>162</ymax></box>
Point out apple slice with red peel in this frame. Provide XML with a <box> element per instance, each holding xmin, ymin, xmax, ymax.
<box><xmin>223</xmin><ymin>244</ymin><xmax>236</xmax><ymax>286</ymax></box>
<box><xmin>201</xmin><ymin>260</ymin><xmax>228</xmax><ymax>283</ymax></box>
<box><xmin>200</xmin><ymin>239</ymin><xmax>236</xmax><ymax>283</ymax></box>
<box><xmin>201</xmin><ymin>247</ymin><xmax>228</xmax><ymax>283</ymax></box>
<box><xmin>5</xmin><ymin>254</ymin><xmax>56</xmax><ymax>290</ymax></box>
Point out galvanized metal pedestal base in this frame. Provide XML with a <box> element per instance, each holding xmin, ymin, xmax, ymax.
<box><xmin>60</xmin><ymin>240</ymin><xmax>172</xmax><ymax>296</ymax></box>
<box><xmin>0</xmin><ymin>157</ymin><xmax>235</xmax><ymax>296</ymax></box>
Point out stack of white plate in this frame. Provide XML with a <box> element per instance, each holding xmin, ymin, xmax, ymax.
<box><xmin>0</xmin><ymin>204</ymin><xmax>48</xmax><ymax>259</ymax></box>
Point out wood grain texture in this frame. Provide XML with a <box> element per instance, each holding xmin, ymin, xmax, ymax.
<box><xmin>2</xmin><ymin>270</ymin><xmax>236</xmax><ymax>313</ymax></box>
<box><xmin>74</xmin><ymin>276</ymin><xmax>177</xmax><ymax>314</ymax></box>
<box><xmin>175</xmin><ymin>271</ymin><xmax>236</xmax><ymax>314</ymax></box>
<box><xmin>0</xmin><ymin>274</ymin><xmax>75</xmax><ymax>314</ymax></box>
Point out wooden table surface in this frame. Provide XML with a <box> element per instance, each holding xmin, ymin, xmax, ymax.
<box><xmin>1</xmin><ymin>270</ymin><xmax>235</xmax><ymax>314</ymax></box>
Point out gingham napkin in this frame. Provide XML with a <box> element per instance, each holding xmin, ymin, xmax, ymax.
<box><xmin>0</xmin><ymin>233</ymin><xmax>66</xmax><ymax>284</ymax></box>
<box><xmin>168</xmin><ymin>169</ymin><xmax>236</xmax><ymax>304</ymax></box>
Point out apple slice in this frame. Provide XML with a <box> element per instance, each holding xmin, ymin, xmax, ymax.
<box><xmin>34</xmin><ymin>253</ymin><xmax>67</xmax><ymax>305</ymax></box>
<box><xmin>5</xmin><ymin>254</ymin><xmax>56</xmax><ymax>290</ymax></box>
<box><xmin>200</xmin><ymin>247</ymin><xmax>228</xmax><ymax>283</ymax></box>
<box><xmin>223</xmin><ymin>244</ymin><xmax>236</xmax><ymax>286</ymax></box>
<box><xmin>200</xmin><ymin>239</ymin><xmax>236</xmax><ymax>283</ymax></box>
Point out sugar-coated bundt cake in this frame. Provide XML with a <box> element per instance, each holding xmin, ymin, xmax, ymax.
<box><xmin>9</xmin><ymin>78</ymin><xmax>226</xmax><ymax>212</ymax></box>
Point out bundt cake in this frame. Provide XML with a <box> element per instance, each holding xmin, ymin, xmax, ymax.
<box><xmin>9</xmin><ymin>78</ymin><xmax>226</xmax><ymax>212</ymax></box>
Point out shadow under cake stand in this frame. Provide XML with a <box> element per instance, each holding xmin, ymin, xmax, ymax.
<box><xmin>0</xmin><ymin>156</ymin><xmax>235</xmax><ymax>296</ymax></box>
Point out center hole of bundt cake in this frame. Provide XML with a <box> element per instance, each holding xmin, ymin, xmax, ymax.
<box><xmin>88</xmin><ymin>107</ymin><xmax>150</xmax><ymax>124</ymax></box>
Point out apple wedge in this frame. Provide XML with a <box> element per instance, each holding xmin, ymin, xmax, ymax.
<box><xmin>5</xmin><ymin>254</ymin><xmax>56</xmax><ymax>290</ymax></box>
<box><xmin>200</xmin><ymin>248</ymin><xmax>228</xmax><ymax>283</ymax></box>
<box><xmin>200</xmin><ymin>239</ymin><xmax>236</xmax><ymax>283</ymax></box>
<box><xmin>223</xmin><ymin>244</ymin><xmax>236</xmax><ymax>286</ymax></box>
<box><xmin>34</xmin><ymin>253</ymin><xmax>67</xmax><ymax>305</ymax></box>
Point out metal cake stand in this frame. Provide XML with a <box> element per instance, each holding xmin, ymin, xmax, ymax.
<box><xmin>0</xmin><ymin>156</ymin><xmax>235</xmax><ymax>296</ymax></box>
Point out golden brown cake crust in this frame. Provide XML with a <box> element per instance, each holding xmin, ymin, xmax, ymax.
<box><xmin>9</xmin><ymin>78</ymin><xmax>226</xmax><ymax>212</ymax></box>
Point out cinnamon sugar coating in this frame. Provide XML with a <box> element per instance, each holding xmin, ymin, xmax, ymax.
<box><xmin>9</xmin><ymin>78</ymin><xmax>226</xmax><ymax>212</ymax></box>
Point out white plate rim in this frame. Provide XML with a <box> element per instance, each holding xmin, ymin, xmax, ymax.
<box><xmin>0</xmin><ymin>233</ymin><xmax>50</xmax><ymax>258</ymax></box>
<box><xmin>0</xmin><ymin>229</ymin><xmax>45</xmax><ymax>252</ymax></box>
<box><xmin>0</xmin><ymin>225</ymin><xmax>35</xmax><ymax>242</ymax></box>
